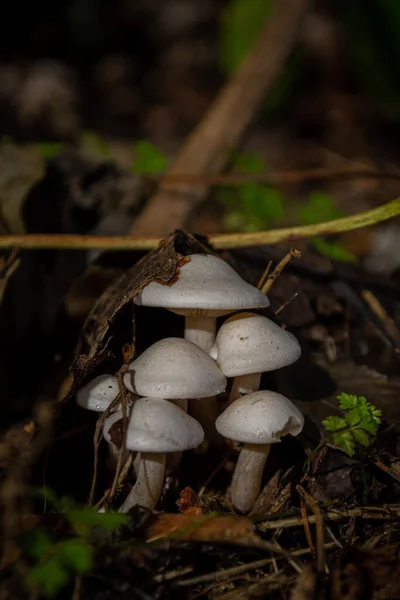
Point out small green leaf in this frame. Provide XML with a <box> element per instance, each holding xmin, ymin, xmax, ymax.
<box><xmin>299</xmin><ymin>191</ymin><xmax>345</xmax><ymax>225</ymax></box>
<box><xmin>322</xmin><ymin>415</ymin><xmax>347</xmax><ymax>432</ymax></box>
<box><xmin>352</xmin><ymin>429</ymin><xmax>370</xmax><ymax>446</ymax></box>
<box><xmin>333</xmin><ymin>431</ymin><xmax>355</xmax><ymax>457</ymax></box>
<box><xmin>66</xmin><ymin>507</ymin><xmax>128</xmax><ymax>533</ymax></box>
<box><xmin>58</xmin><ymin>539</ymin><xmax>93</xmax><ymax>574</ymax></box>
<box><xmin>24</xmin><ymin>528</ymin><xmax>53</xmax><ymax>560</ymax></box>
<box><xmin>37</xmin><ymin>142</ymin><xmax>64</xmax><ymax>160</ymax></box>
<box><xmin>337</xmin><ymin>393</ymin><xmax>358</xmax><ymax>409</ymax></box>
<box><xmin>346</xmin><ymin>408</ymin><xmax>362</xmax><ymax>427</ymax></box>
<box><xmin>28</xmin><ymin>557</ymin><xmax>69</xmax><ymax>598</ymax></box>
<box><xmin>132</xmin><ymin>140</ymin><xmax>168</xmax><ymax>174</ymax></box>
<box><xmin>359</xmin><ymin>420</ymin><xmax>379</xmax><ymax>435</ymax></box>
<box><xmin>310</xmin><ymin>238</ymin><xmax>357</xmax><ymax>263</ymax></box>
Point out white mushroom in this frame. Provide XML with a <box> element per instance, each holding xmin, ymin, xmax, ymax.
<box><xmin>210</xmin><ymin>313</ymin><xmax>301</xmax><ymax>403</ymax></box>
<box><xmin>119</xmin><ymin>398</ymin><xmax>204</xmax><ymax>512</ymax></box>
<box><xmin>123</xmin><ymin>337</ymin><xmax>226</xmax><ymax>449</ymax></box>
<box><xmin>216</xmin><ymin>391</ymin><xmax>304</xmax><ymax>513</ymax></box>
<box><xmin>123</xmin><ymin>337</ymin><xmax>226</xmax><ymax>398</ymax></box>
<box><xmin>76</xmin><ymin>374</ymin><xmax>120</xmax><ymax>412</ymax></box>
<box><xmin>134</xmin><ymin>254</ymin><xmax>270</xmax><ymax>352</ymax></box>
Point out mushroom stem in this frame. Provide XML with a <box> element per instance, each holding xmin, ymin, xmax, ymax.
<box><xmin>184</xmin><ymin>315</ymin><xmax>216</xmax><ymax>352</ymax></box>
<box><xmin>229</xmin><ymin>373</ymin><xmax>261</xmax><ymax>404</ymax></box>
<box><xmin>119</xmin><ymin>452</ymin><xmax>166</xmax><ymax>512</ymax></box>
<box><xmin>184</xmin><ymin>316</ymin><xmax>222</xmax><ymax>448</ymax></box>
<box><xmin>230</xmin><ymin>443</ymin><xmax>271</xmax><ymax>513</ymax></box>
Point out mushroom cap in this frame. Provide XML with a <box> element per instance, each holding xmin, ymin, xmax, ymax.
<box><xmin>126</xmin><ymin>397</ymin><xmax>204</xmax><ymax>452</ymax></box>
<box><xmin>209</xmin><ymin>313</ymin><xmax>301</xmax><ymax>376</ymax></box>
<box><xmin>133</xmin><ymin>254</ymin><xmax>270</xmax><ymax>317</ymax></box>
<box><xmin>123</xmin><ymin>337</ymin><xmax>226</xmax><ymax>398</ymax></box>
<box><xmin>215</xmin><ymin>390</ymin><xmax>304</xmax><ymax>444</ymax></box>
<box><xmin>76</xmin><ymin>374</ymin><xmax>119</xmax><ymax>412</ymax></box>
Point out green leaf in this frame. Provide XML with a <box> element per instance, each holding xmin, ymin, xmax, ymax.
<box><xmin>28</xmin><ymin>556</ymin><xmax>69</xmax><ymax>598</ymax></box>
<box><xmin>310</xmin><ymin>238</ymin><xmax>357</xmax><ymax>263</ymax></box>
<box><xmin>24</xmin><ymin>528</ymin><xmax>53</xmax><ymax>560</ymax></box>
<box><xmin>66</xmin><ymin>507</ymin><xmax>128</xmax><ymax>534</ymax></box>
<box><xmin>58</xmin><ymin>539</ymin><xmax>93</xmax><ymax>574</ymax></box>
<box><xmin>299</xmin><ymin>191</ymin><xmax>345</xmax><ymax>226</ymax></box>
<box><xmin>233</xmin><ymin>150</ymin><xmax>266</xmax><ymax>174</ymax></box>
<box><xmin>333</xmin><ymin>431</ymin><xmax>355</xmax><ymax>457</ymax></box>
<box><xmin>322</xmin><ymin>415</ymin><xmax>347</xmax><ymax>432</ymax></box>
<box><xmin>37</xmin><ymin>142</ymin><xmax>64</xmax><ymax>160</ymax></box>
<box><xmin>346</xmin><ymin>408</ymin><xmax>362</xmax><ymax>427</ymax></box>
<box><xmin>337</xmin><ymin>393</ymin><xmax>358</xmax><ymax>409</ymax></box>
<box><xmin>132</xmin><ymin>140</ymin><xmax>168</xmax><ymax>174</ymax></box>
<box><xmin>352</xmin><ymin>429</ymin><xmax>370</xmax><ymax>447</ymax></box>
<box><xmin>359</xmin><ymin>420</ymin><xmax>379</xmax><ymax>435</ymax></box>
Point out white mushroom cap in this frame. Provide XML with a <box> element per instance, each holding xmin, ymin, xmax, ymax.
<box><xmin>215</xmin><ymin>390</ymin><xmax>304</xmax><ymax>444</ymax></box>
<box><xmin>76</xmin><ymin>374</ymin><xmax>120</xmax><ymax>412</ymax></box>
<box><xmin>126</xmin><ymin>397</ymin><xmax>204</xmax><ymax>453</ymax></box>
<box><xmin>133</xmin><ymin>254</ymin><xmax>270</xmax><ymax>317</ymax></box>
<box><xmin>123</xmin><ymin>337</ymin><xmax>226</xmax><ymax>398</ymax></box>
<box><xmin>209</xmin><ymin>313</ymin><xmax>301</xmax><ymax>376</ymax></box>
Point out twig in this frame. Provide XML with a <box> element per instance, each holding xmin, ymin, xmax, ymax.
<box><xmin>130</xmin><ymin>0</ymin><xmax>311</xmax><ymax>237</ymax></box>
<box><xmin>94</xmin><ymin>453</ymin><xmax>133</xmax><ymax>510</ymax></box>
<box><xmin>259</xmin><ymin>248</ymin><xmax>302</xmax><ymax>294</ymax></box>
<box><xmin>299</xmin><ymin>497</ymin><xmax>315</xmax><ymax>556</ymax></box>
<box><xmin>258</xmin><ymin>504</ymin><xmax>400</xmax><ymax>531</ymax></box>
<box><xmin>172</xmin><ymin>543</ymin><xmax>336</xmax><ymax>587</ymax></box>
<box><xmin>149</xmin><ymin>167</ymin><xmax>400</xmax><ymax>186</ymax></box>
<box><xmin>257</xmin><ymin>261</ymin><xmax>273</xmax><ymax>291</ymax></box>
<box><xmin>297</xmin><ymin>485</ymin><xmax>326</xmax><ymax>574</ymax></box>
<box><xmin>362</xmin><ymin>289</ymin><xmax>400</xmax><ymax>351</ymax></box>
<box><xmin>0</xmin><ymin>248</ymin><xmax>20</xmax><ymax>306</ymax></box>
<box><xmin>1</xmin><ymin>197</ymin><xmax>399</xmax><ymax>251</ymax></box>
<box><xmin>109</xmin><ymin>365</ymin><xmax>129</xmax><ymax>502</ymax></box>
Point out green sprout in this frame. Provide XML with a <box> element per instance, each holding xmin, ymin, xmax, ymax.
<box><xmin>131</xmin><ymin>140</ymin><xmax>169</xmax><ymax>174</ymax></box>
<box><xmin>23</xmin><ymin>488</ymin><xmax>128</xmax><ymax>598</ymax></box>
<box><xmin>322</xmin><ymin>393</ymin><xmax>382</xmax><ymax>457</ymax></box>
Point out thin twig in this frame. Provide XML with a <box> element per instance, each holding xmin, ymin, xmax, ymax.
<box><xmin>258</xmin><ymin>504</ymin><xmax>400</xmax><ymax>531</ymax></box>
<box><xmin>299</xmin><ymin>497</ymin><xmax>315</xmax><ymax>556</ymax></box>
<box><xmin>1</xmin><ymin>196</ymin><xmax>399</xmax><ymax>250</ymax></box>
<box><xmin>94</xmin><ymin>453</ymin><xmax>133</xmax><ymax>510</ymax></box>
<box><xmin>0</xmin><ymin>248</ymin><xmax>20</xmax><ymax>306</ymax></box>
<box><xmin>172</xmin><ymin>543</ymin><xmax>336</xmax><ymax>587</ymax></box>
<box><xmin>109</xmin><ymin>365</ymin><xmax>129</xmax><ymax>502</ymax></box>
<box><xmin>259</xmin><ymin>248</ymin><xmax>302</xmax><ymax>294</ymax></box>
<box><xmin>297</xmin><ymin>485</ymin><xmax>326</xmax><ymax>574</ymax></box>
<box><xmin>257</xmin><ymin>261</ymin><xmax>273</xmax><ymax>291</ymax></box>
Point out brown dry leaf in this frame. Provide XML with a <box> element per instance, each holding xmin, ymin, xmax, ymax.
<box><xmin>144</xmin><ymin>513</ymin><xmax>257</xmax><ymax>544</ymax></box>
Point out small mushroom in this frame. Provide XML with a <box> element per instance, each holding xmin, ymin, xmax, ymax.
<box><xmin>215</xmin><ymin>390</ymin><xmax>304</xmax><ymax>513</ymax></box>
<box><xmin>123</xmin><ymin>337</ymin><xmax>226</xmax><ymax>449</ymax></box>
<box><xmin>210</xmin><ymin>313</ymin><xmax>301</xmax><ymax>403</ymax></box>
<box><xmin>76</xmin><ymin>374</ymin><xmax>120</xmax><ymax>412</ymax></box>
<box><xmin>119</xmin><ymin>397</ymin><xmax>204</xmax><ymax>512</ymax></box>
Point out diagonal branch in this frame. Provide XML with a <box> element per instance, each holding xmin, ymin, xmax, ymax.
<box><xmin>130</xmin><ymin>0</ymin><xmax>311</xmax><ymax>237</ymax></box>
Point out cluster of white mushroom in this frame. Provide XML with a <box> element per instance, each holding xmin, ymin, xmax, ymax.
<box><xmin>76</xmin><ymin>253</ymin><xmax>304</xmax><ymax>514</ymax></box>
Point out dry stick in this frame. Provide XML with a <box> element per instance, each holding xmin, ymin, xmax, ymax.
<box><xmin>299</xmin><ymin>497</ymin><xmax>315</xmax><ymax>557</ymax></box>
<box><xmin>171</xmin><ymin>543</ymin><xmax>336</xmax><ymax>588</ymax></box>
<box><xmin>297</xmin><ymin>485</ymin><xmax>326</xmax><ymax>574</ymax></box>
<box><xmin>94</xmin><ymin>453</ymin><xmax>133</xmax><ymax>511</ymax></box>
<box><xmin>258</xmin><ymin>504</ymin><xmax>400</xmax><ymax>531</ymax></box>
<box><xmin>257</xmin><ymin>261</ymin><xmax>273</xmax><ymax>291</ymax></box>
<box><xmin>129</xmin><ymin>0</ymin><xmax>311</xmax><ymax>237</ymax></box>
<box><xmin>150</xmin><ymin>167</ymin><xmax>400</xmax><ymax>186</ymax></box>
<box><xmin>108</xmin><ymin>365</ymin><xmax>129</xmax><ymax>502</ymax></box>
<box><xmin>259</xmin><ymin>248</ymin><xmax>302</xmax><ymax>294</ymax></box>
<box><xmin>2</xmin><ymin>196</ymin><xmax>400</xmax><ymax>251</ymax></box>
